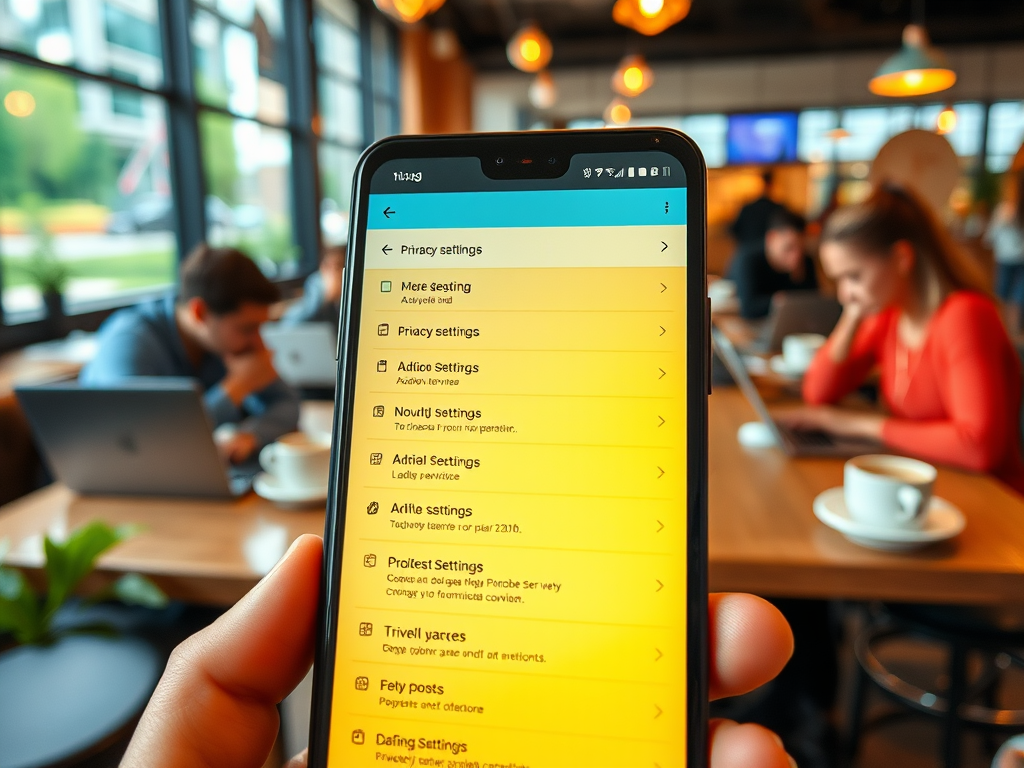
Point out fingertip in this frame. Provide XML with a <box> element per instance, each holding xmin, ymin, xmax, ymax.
<box><xmin>710</xmin><ymin>593</ymin><xmax>794</xmax><ymax>700</ymax></box>
<box><xmin>710</xmin><ymin>721</ymin><xmax>793</xmax><ymax>768</ymax></box>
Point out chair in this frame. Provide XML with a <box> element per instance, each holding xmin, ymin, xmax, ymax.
<box><xmin>844</xmin><ymin>603</ymin><xmax>1024</xmax><ymax>768</ymax></box>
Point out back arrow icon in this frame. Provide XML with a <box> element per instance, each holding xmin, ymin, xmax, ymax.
<box><xmin>383</xmin><ymin>207</ymin><xmax>395</xmax><ymax>219</ymax></box>
<box><xmin>382</xmin><ymin>245</ymin><xmax>392</xmax><ymax>255</ymax></box>
<box><xmin>661</xmin><ymin>241</ymin><xmax>668</xmax><ymax>252</ymax></box>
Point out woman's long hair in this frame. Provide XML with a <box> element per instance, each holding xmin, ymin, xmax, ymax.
<box><xmin>821</xmin><ymin>184</ymin><xmax>994</xmax><ymax>311</ymax></box>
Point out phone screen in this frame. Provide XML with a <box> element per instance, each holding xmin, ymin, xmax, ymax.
<box><xmin>327</xmin><ymin>147</ymin><xmax>691</xmax><ymax>768</ymax></box>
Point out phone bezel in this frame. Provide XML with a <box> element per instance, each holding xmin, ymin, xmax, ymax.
<box><xmin>308</xmin><ymin>129</ymin><xmax>709</xmax><ymax>768</ymax></box>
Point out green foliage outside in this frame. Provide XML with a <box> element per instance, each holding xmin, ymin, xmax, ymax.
<box><xmin>3</xmin><ymin>249</ymin><xmax>176</xmax><ymax>292</ymax></box>
<box><xmin>0</xmin><ymin>522</ymin><xmax>168</xmax><ymax>647</ymax></box>
<box><xmin>0</xmin><ymin>64</ymin><xmax>117</xmax><ymax>208</ymax></box>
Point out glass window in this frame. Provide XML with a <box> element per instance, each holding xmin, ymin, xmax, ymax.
<box><xmin>373</xmin><ymin>97</ymin><xmax>398</xmax><ymax>141</ymax></box>
<box><xmin>319</xmin><ymin>75</ymin><xmax>362</xmax><ymax>145</ymax></box>
<box><xmin>988</xmin><ymin>101</ymin><xmax>1024</xmax><ymax>173</ymax></box>
<box><xmin>109</xmin><ymin>68</ymin><xmax>143</xmax><ymax>117</ymax></box>
<box><xmin>0</xmin><ymin>61</ymin><xmax>177</xmax><ymax>321</ymax></box>
<box><xmin>198</xmin><ymin>111</ymin><xmax>298</xmax><ymax>276</ymax></box>
<box><xmin>191</xmin><ymin>1</ymin><xmax>289</xmax><ymax>125</ymax></box>
<box><xmin>315</xmin><ymin>15</ymin><xmax>360</xmax><ymax>82</ymax></box>
<box><xmin>318</xmin><ymin>143</ymin><xmax>359</xmax><ymax>244</ymax></box>
<box><xmin>104</xmin><ymin>2</ymin><xmax>161</xmax><ymax>57</ymax></box>
<box><xmin>370</xmin><ymin>17</ymin><xmax>396</xmax><ymax>98</ymax></box>
<box><xmin>836</xmin><ymin>107</ymin><xmax>892</xmax><ymax>162</ymax></box>
<box><xmin>0</xmin><ymin>0</ymin><xmax>164</xmax><ymax>83</ymax></box>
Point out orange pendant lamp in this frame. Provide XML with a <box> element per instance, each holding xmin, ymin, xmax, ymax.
<box><xmin>373</xmin><ymin>0</ymin><xmax>445</xmax><ymax>25</ymax></box>
<box><xmin>936</xmin><ymin>104</ymin><xmax>957</xmax><ymax>134</ymax></box>
<box><xmin>869</xmin><ymin>24</ymin><xmax>956</xmax><ymax>97</ymax></box>
<box><xmin>612</xmin><ymin>54</ymin><xmax>654</xmax><ymax>98</ymax></box>
<box><xmin>507</xmin><ymin>23</ymin><xmax>553</xmax><ymax>73</ymax></box>
<box><xmin>613</xmin><ymin>0</ymin><xmax>691</xmax><ymax>36</ymax></box>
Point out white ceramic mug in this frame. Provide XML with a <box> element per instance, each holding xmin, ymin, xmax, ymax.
<box><xmin>844</xmin><ymin>454</ymin><xmax>937</xmax><ymax>530</ymax></box>
<box><xmin>259</xmin><ymin>432</ymin><xmax>330</xmax><ymax>490</ymax></box>
<box><xmin>782</xmin><ymin>333</ymin><xmax>826</xmax><ymax>373</ymax></box>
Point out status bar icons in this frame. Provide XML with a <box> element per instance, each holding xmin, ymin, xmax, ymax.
<box><xmin>582</xmin><ymin>166</ymin><xmax>671</xmax><ymax>180</ymax></box>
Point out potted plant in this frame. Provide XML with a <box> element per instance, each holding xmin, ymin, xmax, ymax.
<box><xmin>21</xmin><ymin>222</ymin><xmax>72</xmax><ymax>332</ymax></box>
<box><xmin>0</xmin><ymin>522</ymin><xmax>168</xmax><ymax>768</ymax></box>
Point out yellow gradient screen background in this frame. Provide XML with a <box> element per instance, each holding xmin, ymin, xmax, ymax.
<box><xmin>328</xmin><ymin>217</ymin><xmax>688</xmax><ymax>768</ymax></box>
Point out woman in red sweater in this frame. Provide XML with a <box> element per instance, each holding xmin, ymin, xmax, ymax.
<box><xmin>780</xmin><ymin>184</ymin><xmax>1024</xmax><ymax>495</ymax></box>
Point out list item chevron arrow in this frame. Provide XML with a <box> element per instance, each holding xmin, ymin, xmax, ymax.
<box><xmin>656</xmin><ymin>520</ymin><xmax>664</xmax><ymax>533</ymax></box>
<box><xmin>655</xmin><ymin>648</ymin><xmax>663</xmax><ymax>662</ymax></box>
<box><xmin>658</xmin><ymin>368</ymin><xmax>666</xmax><ymax>379</ymax></box>
<box><xmin>661</xmin><ymin>241</ymin><xmax>668</xmax><ymax>252</ymax></box>
<box><xmin>654</xmin><ymin>705</ymin><xmax>663</xmax><ymax>719</ymax></box>
<box><xmin>657</xmin><ymin>415</ymin><xmax>665</xmax><ymax>427</ymax></box>
<box><xmin>659</xmin><ymin>326</ymin><xmax>666</xmax><ymax>336</ymax></box>
<box><xmin>656</xmin><ymin>467</ymin><xmax>665</xmax><ymax>479</ymax></box>
<box><xmin>655</xmin><ymin>579</ymin><xmax>664</xmax><ymax>592</ymax></box>
<box><xmin>660</xmin><ymin>282</ymin><xmax>667</xmax><ymax>293</ymax></box>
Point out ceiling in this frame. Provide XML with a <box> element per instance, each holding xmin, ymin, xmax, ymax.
<box><xmin>432</xmin><ymin>0</ymin><xmax>1024</xmax><ymax>70</ymax></box>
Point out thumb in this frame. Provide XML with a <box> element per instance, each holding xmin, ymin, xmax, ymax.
<box><xmin>122</xmin><ymin>534</ymin><xmax>323</xmax><ymax>768</ymax></box>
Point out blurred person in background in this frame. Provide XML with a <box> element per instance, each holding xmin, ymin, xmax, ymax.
<box><xmin>729</xmin><ymin>169</ymin><xmax>786</xmax><ymax>253</ymax></box>
<box><xmin>779</xmin><ymin>185</ymin><xmax>1024</xmax><ymax>495</ymax></box>
<box><xmin>81</xmin><ymin>244</ymin><xmax>300</xmax><ymax>464</ymax></box>
<box><xmin>730</xmin><ymin>208</ymin><xmax>818</xmax><ymax>320</ymax></box>
<box><xmin>986</xmin><ymin>169</ymin><xmax>1024</xmax><ymax>333</ymax></box>
<box><xmin>282</xmin><ymin>244</ymin><xmax>345</xmax><ymax>327</ymax></box>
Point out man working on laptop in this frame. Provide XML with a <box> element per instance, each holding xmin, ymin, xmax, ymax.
<box><xmin>80</xmin><ymin>244</ymin><xmax>300</xmax><ymax>464</ymax></box>
<box><xmin>730</xmin><ymin>208</ymin><xmax>819</xmax><ymax>320</ymax></box>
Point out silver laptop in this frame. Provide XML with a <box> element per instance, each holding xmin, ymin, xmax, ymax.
<box><xmin>15</xmin><ymin>379</ymin><xmax>253</xmax><ymax>498</ymax></box>
<box><xmin>746</xmin><ymin>291</ymin><xmax>843</xmax><ymax>354</ymax></box>
<box><xmin>262</xmin><ymin>322</ymin><xmax>337</xmax><ymax>388</ymax></box>
<box><xmin>712</xmin><ymin>325</ymin><xmax>880</xmax><ymax>458</ymax></box>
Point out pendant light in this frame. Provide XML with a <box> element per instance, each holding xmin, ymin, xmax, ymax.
<box><xmin>373</xmin><ymin>0</ymin><xmax>445</xmax><ymax>25</ymax></box>
<box><xmin>869</xmin><ymin>23</ymin><xmax>956</xmax><ymax>97</ymax></box>
<box><xmin>612</xmin><ymin>54</ymin><xmax>654</xmax><ymax>98</ymax></box>
<box><xmin>936</xmin><ymin>104</ymin><xmax>957</xmax><ymax>134</ymax></box>
<box><xmin>528</xmin><ymin>70</ymin><xmax>557</xmax><ymax>110</ymax></box>
<box><xmin>507</xmin><ymin>23</ymin><xmax>553</xmax><ymax>73</ymax></box>
<box><xmin>604</xmin><ymin>98</ymin><xmax>632</xmax><ymax>126</ymax></box>
<box><xmin>612</xmin><ymin>0</ymin><xmax>690</xmax><ymax>36</ymax></box>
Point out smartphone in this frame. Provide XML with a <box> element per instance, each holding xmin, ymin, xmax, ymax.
<box><xmin>310</xmin><ymin>129</ymin><xmax>708</xmax><ymax>768</ymax></box>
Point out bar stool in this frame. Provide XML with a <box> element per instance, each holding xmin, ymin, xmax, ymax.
<box><xmin>844</xmin><ymin>603</ymin><xmax>1024</xmax><ymax>768</ymax></box>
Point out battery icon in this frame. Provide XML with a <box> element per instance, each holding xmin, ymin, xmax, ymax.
<box><xmin>628</xmin><ymin>167</ymin><xmax>635</xmax><ymax>177</ymax></box>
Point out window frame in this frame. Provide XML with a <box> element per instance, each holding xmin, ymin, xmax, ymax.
<box><xmin>0</xmin><ymin>0</ymin><xmax>401</xmax><ymax>348</ymax></box>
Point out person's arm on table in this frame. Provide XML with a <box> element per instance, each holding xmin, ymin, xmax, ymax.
<box><xmin>880</xmin><ymin>297</ymin><xmax>1016</xmax><ymax>472</ymax></box>
<box><xmin>120</xmin><ymin>535</ymin><xmax>797</xmax><ymax>768</ymax></box>
<box><xmin>801</xmin><ymin>304</ymin><xmax>881</xmax><ymax>405</ymax></box>
<box><xmin>239</xmin><ymin>378</ymin><xmax>302</xmax><ymax>447</ymax></box>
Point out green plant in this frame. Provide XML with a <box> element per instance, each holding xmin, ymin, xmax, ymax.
<box><xmin>0</xmin><ymin>522</ymin><xmax>168</xmax><ymax>646</ymax></box>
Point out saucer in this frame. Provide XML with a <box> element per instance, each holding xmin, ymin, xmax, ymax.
<box><xmin>813</xmin><ymin>487</ymin><xmax>965</xmax><ymax>551</ymax></box>
<box><xmin>253</xmin><ymin>473</ymin><xmax>328</xmax><ymax>507</ymax></box>
<box><xmin>769</xmin><ymin>355</ymin><xmax>807</xmax><ymax>379</ymax></box>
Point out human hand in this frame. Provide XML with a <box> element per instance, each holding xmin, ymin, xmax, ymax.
<box><xmin>776</xmin><ymin>405</ymin><xmax>885</xmax><ymax>440</ymax></box>
<box><xmin>223</xmin><ymin>348</ymin><xmax>279</xmax><ymax>406</ymax></box>
<box><xmin>216</xmin><ymin>431</ymin><xmax>259</xmax><ymax>463</ymax></box>
<box><xmin>121</xmin><ymin>535</ymin><xmax>796</xmax><ymax>768</ymax></box>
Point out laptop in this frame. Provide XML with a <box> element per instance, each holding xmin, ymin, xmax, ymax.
<box><xmin>15</xmin><ymin>379</ymin><xmax>254</xmax><ymax>498</ymax></box>
<box><xmin>262</xmin><ymin>322</ymin><xmax>337</xmax><ymax>388</ymax></box>
<box><xmin>712</xmin><ymin>325</ymin><xmax>880</xmax><ymax>458</ymax></box>
<box><xmin>746</xmin><ymin>291</ymin><xmax>843</xmax><ymax>354</ymax></box>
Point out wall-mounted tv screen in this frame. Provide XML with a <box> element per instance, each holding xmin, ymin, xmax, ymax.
<box><xmin>727</xmin><ymin>112</ymin><xmax>799</xmax><ymax>164</ymax></box>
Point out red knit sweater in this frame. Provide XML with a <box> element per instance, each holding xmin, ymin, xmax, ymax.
<box><xmin>803</xmin><ymin>291</ymin><xmax>1024</xmax><ymax>495</ymax></box>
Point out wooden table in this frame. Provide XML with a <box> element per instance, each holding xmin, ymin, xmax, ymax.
<box><xmin>2</xmin><ymin>395</ymin><xmax>1023</xmax><ymax>608</ymax></box>
<box><xmin>708</xmin><ymin>387</ymin><xmax>1024</xmax><ymax>605</ymax></box>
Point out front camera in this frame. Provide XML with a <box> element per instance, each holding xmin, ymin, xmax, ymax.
<box><xmin>495</xmin><ymin>157</ymin><xmax>505</xmax><ymax>165</ymax></box>
<box><xmin>548</xmin><ymin>157</ymin><xmax>557</xmax><ymax>164</ymax></box>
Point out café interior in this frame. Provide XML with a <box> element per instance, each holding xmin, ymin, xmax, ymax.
<box><xmin>1</xmin><ymin>0</ymin><xmax>1024</xmax><ymax>766</ymax></box>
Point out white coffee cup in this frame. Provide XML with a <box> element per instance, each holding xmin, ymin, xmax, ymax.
<box><xmin>844</xmin><ymin>454</ymin><xmax>937</xmax><ymax>530</ymax></box>
<box><xmin>782</xmin><ymin>333</ymin><xmax>826</xmax><ymax>373</ymax></box>
<box><xmin>259</xmin><ymin>432</ymin><xmax>330</xmax><ymax>491</ymax></box>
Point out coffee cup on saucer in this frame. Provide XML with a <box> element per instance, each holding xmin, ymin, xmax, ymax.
<box><xmin>781</xmin><ymin>333</ymin><xmax>826</xmax><ymax>374</ymax></box>
<box><xmin>844</xmin><ymin>454</ymin><xmax>937</xmax><ymax>530</ymax></box>
<box><xmin>259</xmin><ymin>432</ymin><xmax>330</xmax><ymax>493</ymax></box>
